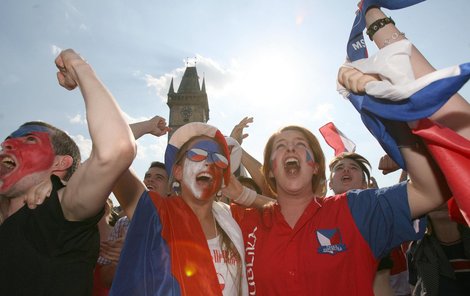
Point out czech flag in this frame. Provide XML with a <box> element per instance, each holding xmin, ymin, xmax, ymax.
<box><xmin>319</xmin><ymin>122</ymin><xmax>356</xmax><ymax>156</ymax></box>
<box><xmin>344</xmin><ymin>0</ymin><xmax>470</xmax><ymax>225</ymax></box>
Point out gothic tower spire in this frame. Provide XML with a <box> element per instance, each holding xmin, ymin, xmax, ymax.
<box><xmin>167</xmin><ymin>65</ymin><xmax>210</xmax><ymax>140</ymax></box>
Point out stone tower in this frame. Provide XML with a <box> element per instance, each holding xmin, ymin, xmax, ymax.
<box><xmin>167</xmin><ymin>66</ymin><xmax>209</xmax><ymax>140</ymax></box>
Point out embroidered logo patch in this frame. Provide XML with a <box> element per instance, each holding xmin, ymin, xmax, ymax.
<box><xmin>316</xmin><ymin>228</ymin><xmax>347</xmax><ymax>255</ymax></box>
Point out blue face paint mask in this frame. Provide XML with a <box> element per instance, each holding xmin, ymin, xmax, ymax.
<box><xmin>185</xmin><ymin>140</ymin><xmax>228</xmax><ymax>169</ymax></box>
<box><xmin>9</xmin><ymin>125</ymin><xmax>51</xmax><ymax>138</ymax></box>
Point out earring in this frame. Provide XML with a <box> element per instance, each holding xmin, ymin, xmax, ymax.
<box><xmin>172</xmin><ymin>181</ymin><xmax>181</xmax><ymax>196</ymax></box>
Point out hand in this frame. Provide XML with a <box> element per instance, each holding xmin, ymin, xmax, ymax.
<box><xmin>378</xmin><ymin>154</ymin><xmax>400</xmax><ymax>175</ymax></box>
<box><xmin>100</xmin><ymin>237</ymin><xmax>125</xmax><ymax>264</ymax></box>
<box><xmin>230</xmin><ymin>117</ymin><xmax>253</xmax><ymax>145</ymax></box>
<box><xmin>55</xmin><ymin>49</ymin><xmax>89</xmax><ymax>91</ymax></box>
<box><xmin>337</xmin><ymin>67</ymin><xmax>379</xmax><ymax>95</ymax></box>
<box><xmin>147</xmin><ymin>116</ymin><xmax>171</xmax><ymax>137</ymax></box>
<box><xmin>221</xmin><ymin>174</ymin><xmax>244</xmax><ymax>200</ymax></box>
<box><xmin>24</xmin><ymin>178</ymin><xmax>53</xmax><ymax>209</ymax></box>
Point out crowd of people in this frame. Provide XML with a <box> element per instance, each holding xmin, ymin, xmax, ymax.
<box><xmin>1</xmin><ymin>3</ymin><xmax>470</xmax><ymax>296</ymax></box>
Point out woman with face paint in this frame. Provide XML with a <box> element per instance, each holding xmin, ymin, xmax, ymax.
<box><xmin>110</xmin><ymin>122</ymin><xmax>249</xmax><ymax>296</ymax></box>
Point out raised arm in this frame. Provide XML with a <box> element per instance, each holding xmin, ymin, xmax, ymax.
<box><xmin>114</xmin><ymin>116</ymin><xmax>170</xmax><ymax>219</ymax></box>
<box><xmin>365</xmin><ymin>7</ymin><xmax>470</xmax><ymax>140</ymax></box>
<box><xmin>130</xmin><ymin>115</ymin><xmax>170</xmax><ymax>140</ymax></box>
<box><xmin>230</xmin><ymin>117</ymin><xmax>271</xmax><ymax>195</ymax></box>
<box><xmin>56</xmin><ymin>49</ymin><xmax>136</xmax><ymax>221</ymax></box>
<box><xmin>384</xmin><ymin>121</ymin><xmax>451</xmax><ymax>218</ymax></box>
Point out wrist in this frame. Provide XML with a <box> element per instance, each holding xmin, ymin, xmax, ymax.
<box><xmin>365</xmin><ymin>7</ymin><xmax>386</xmax><ymax>27</ymax></box>
<box><xmin>232</xmin><ymin>186</ymin><xmax>257</xmax><ymax>206</ymax></box>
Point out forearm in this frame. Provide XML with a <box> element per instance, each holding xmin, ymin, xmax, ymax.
<box><xmin>130</xmin><ymin>120</ymin><xmax>152</xmax><ymax>140</ymax></box>
<box><xmin>366</xmin><ymin>8</ymin><xmax>470</xmax><ymax>138</ymax></box>
<box><xmin>100</xmin><ymin>263</ymin><xmax>117</xmax><ymax>288</ymax></box>
<box><xmin>113</xmin><ymin>168</ymin><xmax>146</xmax><ymax>220</ymax></box>
<box><xmin>385</xmin><ymin>121</ymin><xmax>450</xmax><ymax>218</ymax></box>
<box><xmin>241</xmin><ymin>148</ymin><xmax>271</xmax><ymax>195</ymax></box>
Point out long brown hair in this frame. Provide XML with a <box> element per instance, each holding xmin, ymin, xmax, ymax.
<box><xmin>262</xmin><ymin>125</ymin><xmax>327</xmax><ymax>197</ymax></box>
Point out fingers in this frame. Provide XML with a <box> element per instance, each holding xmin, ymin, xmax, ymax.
<box><xmin>231</xmin><ymin>117</ymin><xmax>253</xmax><ymax>144</ymax></box>
<box><xmin>24</xmin><ymin>179</ymin><xmax>53</xmax><ymax>209</ymax></box>
<box><xmin>55</xmin><ymin>49</ymin><xmax>85</xmax><ymax>91</ymax></box>
<box><xmin>378</xmin><ymin>154</ymin><xmax>400</xmax><ymax>175</ymax></box>
<box><xmin>337</xmin><ymin>67</ymin><xmax>380</xmax><ymax>95</ymax></box>
<box><xmin>221</xmin><ymin>174</ymin><xmax>243</xmax><ymax>199</ymax></box>
<box><xmin>100</xmin><ymin>239</ymin><xmax>124</xmax><ymax>262</ymax></box>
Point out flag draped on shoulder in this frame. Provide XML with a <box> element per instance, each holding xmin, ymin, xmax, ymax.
<box><xmin>343</xmin><ymin>0</ymin><xmax>470</xmax><ymax>225</ymax></box>
<box><xmin>319</xmin><ymin>122</ymin><xmax>356</xmax><ymax>156</ymax></box>
<box><xmin>110</xmin><ymin>192</ymin><xmax>223</xmax><ymax>296</ymax></box>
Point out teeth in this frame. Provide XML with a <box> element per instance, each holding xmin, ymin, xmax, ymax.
<box><xmin>196</xmin><ymin>172</ymin><xmax>213</xmax><ymax>181</ymax></box>
<box><xmin>284</xmin><ymin>157</ymin><xmax>299</xmax><ymax>166</ymax></box>
<box><xmin>1</xmin><ymin>156</ymin><xmax>16</xmax><ymax>169</ymax></box>
<box><xmin>342</xmin><ymin>176</ymin><xmax>351</xmax><ymax>181</ymax></box>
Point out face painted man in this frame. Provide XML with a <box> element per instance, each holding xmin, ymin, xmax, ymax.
<box><xmin>0</xmin><ymin>49</ymin><xmax>136</xmax><ymax>296</ymax></box>
<box><xmin>0</xmin><ymin>123</ymin><xmax>78</xmax><ymax>216</ymax></box>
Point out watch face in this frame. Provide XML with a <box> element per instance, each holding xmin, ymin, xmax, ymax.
<box><xmin>180</xmin><ymin>106</ymin><xmax>193</xmax><ymax>122</ymax></box>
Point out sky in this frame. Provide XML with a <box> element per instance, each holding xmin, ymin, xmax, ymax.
<box><xmin>1</xmin><ymin>0</ymin><xmax>470</xmax><ymax>201</ymax></box>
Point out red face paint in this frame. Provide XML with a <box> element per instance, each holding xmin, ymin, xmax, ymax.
<box><xmin>0</xmin><ymin>126</ymin><xmax>55</xmax><ymax>192</ymax></box>
<box><xmin>182</xmin><ymin>139</ymin><xmax>226</xmax><ymax>200</ymax></box>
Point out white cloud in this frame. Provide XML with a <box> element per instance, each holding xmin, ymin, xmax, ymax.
<box><xmin>135</xmin><ymin>139</ymin><xmax>166</xmax><ymax>160</ymax></box>
<box><xmin>312</xmin><ymin>103</ymin><xmax>334</xmax><ymax>122</ymax></box>
<box><xmin>68</xmin><ymin>113</ymin><xmax>86</xmax><ymax>125</ymax></box>
<box><xmin>70</xmin><ymin>134</ymin><xmax>92</xmax><ymax>160</ymax></box>
<box><xmin>51</xmin><ymin>45</ymin><xmax>62</xmax><ymax>56</ymax></box>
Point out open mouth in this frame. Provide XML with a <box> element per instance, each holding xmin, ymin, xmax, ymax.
<box><xmin>196</xmin><ymin>172</ymin><xmax>213</xmax><ymax>184</ymax></box>
<box><xmin>284</xmin><ymin>157</ymin><xmax>300</xmax><ymax>175</ymax></box>
<box><xmin>0</xmin><ymin>155</ymin><xmax>16</xmax><ymax>177</ymax></box>
<box><xmin>341</xmin><ymin>175</ymin><xmax>352</xmax><ymax>182</ymax></box>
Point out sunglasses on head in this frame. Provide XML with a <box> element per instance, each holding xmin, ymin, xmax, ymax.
<box><xmin>186</xmin><ymin>148</ymin><xmax>229</xmax><ymax>169</ymax></box>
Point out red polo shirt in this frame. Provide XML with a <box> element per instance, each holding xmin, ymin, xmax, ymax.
<box><xmin>232</xmin><ymin>182</ymin><xmax>425</xmax><ymax>296</ymax></box>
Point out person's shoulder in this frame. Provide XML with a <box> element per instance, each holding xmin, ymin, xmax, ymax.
<box><xmin>322</xmin><ymin>192</ymin><xmax>349</xmax><ymax>204</ymax></box>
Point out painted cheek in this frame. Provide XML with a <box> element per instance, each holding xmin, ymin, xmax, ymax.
<box><xmin>183</xmin><ymin>161</ymin><xmax>203</xmax><ymax>198</ymax></box>
<box><xmin>198</xmin><ymin>165</ymin><xmax>223</xmax><ymax>200</ymax></box>
<box><xmin>305</xmin><ymin>150</ymin><xmax>316</xmax><ymax>168</ymax></box>
<box><xmin>1</xmin><ymin>134</ymin><xmax>55</xmax><ymax>190</ymax></box>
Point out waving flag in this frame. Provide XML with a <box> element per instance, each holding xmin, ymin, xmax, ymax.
<box><xmin>319</xmin><ymin>122</ymin><xmax>356</xmax><ymax>156</ymax></box>
<box><xmin>347</xmin><ymin>0</ymin><xmax>425</xmax><ymax>62</ymax></box>
<box><xmin>413</xmin><ymin>120</ymin><xmax>470</xmax><ymax>225</ymax></box>
<box><xmin>343</xmin><ymin>0</ymin><xmax>470</xmax><ymax>225</ymax></box>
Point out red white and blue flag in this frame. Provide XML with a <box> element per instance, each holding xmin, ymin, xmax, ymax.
<box><xmin>319</xmin><ymin>122</ymin><xmax>356</xmax><ymax>156</ymax></box>
<box><xmin>345</xmin><ymin>0</ymin><xmax>470</xmax><ymax>225</ymax></box>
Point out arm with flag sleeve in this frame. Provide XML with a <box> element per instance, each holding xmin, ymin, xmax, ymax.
<box><xmin>340</xmin><ymin>3</ymin><xmax>470</xmax><ymax>224</ymax></box>
<box><xmin>364</xmin><ymin>7</ymin><xmax>470</xmax><ymax>139</ymax></box>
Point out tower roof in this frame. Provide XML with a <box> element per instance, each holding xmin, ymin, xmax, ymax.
<box><xmin>168</xmin><ymin>78</ymin><xmax>175</xmax><ymax>94</ymax></box>
<box><xmin>201</xmin><ymin>77</ymin><xmax>206</xmax><ymax>93</ymax></box>
<box><xmin>177</xmin><ymin>66</ymin><xmax>201</xmax><ymax>93</ymax></box>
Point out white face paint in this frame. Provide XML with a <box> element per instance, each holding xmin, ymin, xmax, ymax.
<box><xmin>180</xmin><ymin>138</ymin><xmax>225</xmax><ymax>201</ymax></box>
<box><xmin>183</xmin><ymin>160</ymin><xmax>205</xmax><ymax>199</ymax></box>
